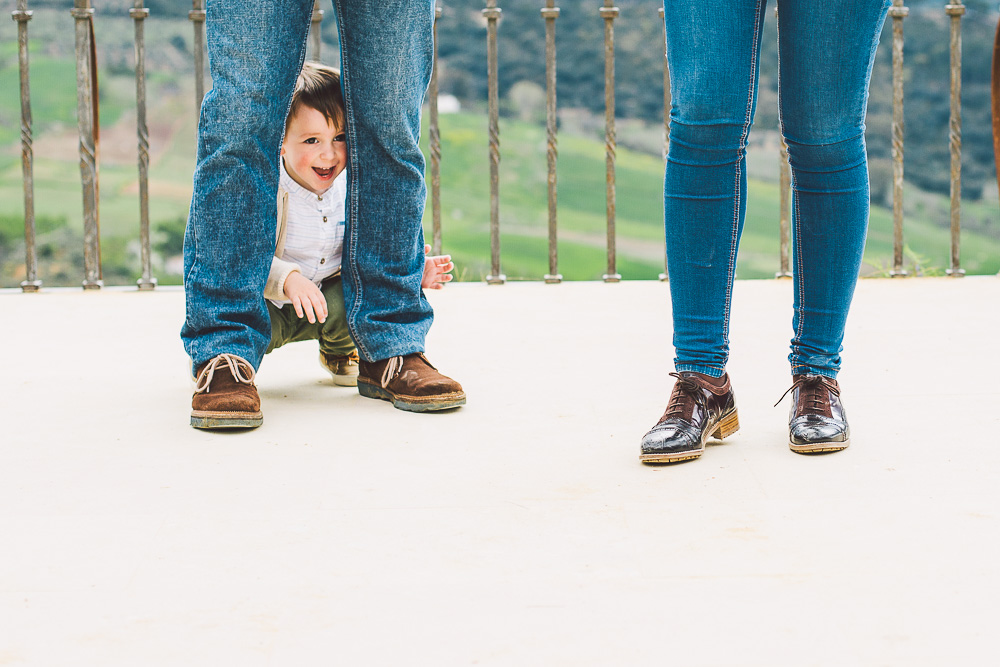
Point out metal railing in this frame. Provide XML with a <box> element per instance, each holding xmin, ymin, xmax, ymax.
<box><xmin>890</xmin><ymin>0</ymin><xmax>909</xmax><ymax>277</ymax></box>
<box><xmin>6</xmin><ymin>1</ymin><xmax>994</xmax><ymax>291</ymax></box>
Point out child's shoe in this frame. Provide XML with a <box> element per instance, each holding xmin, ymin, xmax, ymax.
<box><xmin>320</xmin><ymin>349</ymin><xmax>360</xmax><ymax>386</ymax></box>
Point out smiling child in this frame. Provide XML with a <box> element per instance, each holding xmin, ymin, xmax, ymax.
<box><xmin>261</xmin><ymin>62</ymin><xmax>454</xmax><ymax>387</ymax></box>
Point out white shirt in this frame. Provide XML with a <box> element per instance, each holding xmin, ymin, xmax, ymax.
<box><xmin>271</xmin><ymin>160</ymin><xmax>347</xmax><ymax>305</ymax></box>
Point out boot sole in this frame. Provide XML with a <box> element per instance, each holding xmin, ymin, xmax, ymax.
<box><xmin>640</xmin><ymin>408</ymin><xmax>740</xmax><ymax>464</ymax></box>
<box><xmin>789</xmin><ymin>438</ymin><xmax>850</xmax><ymax>454</ymax></box>
<box><xmin>191</xmin><ymin>410</ymin><xmax>263</xmax><ymax>429</ymax></box>
<box><xmin>639</xmin><ymin>450</ymin><xmax>704</xmax><ymax>464</ymax></box>
<box><xmin>357</xmin><ymin>380</ymin><xmax>466</xmax><ymax>412</ymax></box>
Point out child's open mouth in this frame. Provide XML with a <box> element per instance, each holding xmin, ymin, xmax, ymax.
<box><xmin>312</xmin><ymin>166</ymin><xmax>335</xmax><ymax>179</ymax></box>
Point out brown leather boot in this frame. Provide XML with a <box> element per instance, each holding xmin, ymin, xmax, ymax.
<box><xmin>782</xmin><ymin>374</ymin><xmax>850</xmax><ymax>454</ymax></box>
<box><xmin>191</xmin><ymin>354</ymin><xmax>263</xmax><ymax>429</ymax></box>
<box><xmin>640</xmin><ymin>371</ymin><xmax>740</xmax><ymax>464</ymax></box>
<box><xmin>357</xmin><ymin>353</ymin><xmax>465</xmax><ymax>412</ymax></box>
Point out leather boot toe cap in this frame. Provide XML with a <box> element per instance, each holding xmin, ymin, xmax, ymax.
<box><xmin>789</xmin><ymin>416</ymin><xmax>849</xmax><ymax>447</ymax></box>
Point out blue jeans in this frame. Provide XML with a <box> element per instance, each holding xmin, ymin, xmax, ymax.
<box><xmin>182</xmin><ymin>0</ymin><xmax>435</xmax><ymax>369</ymax></box>
<box><xmin>662</xmin><ymin>0</ymin><xmax>891</xmax><ymax>378</ymax></box>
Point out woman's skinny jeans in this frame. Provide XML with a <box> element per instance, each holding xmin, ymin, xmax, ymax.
<box><xmin>663</xmin><ymin>0</ymin><xmax>891</xmax><ymax>378</ymax></box>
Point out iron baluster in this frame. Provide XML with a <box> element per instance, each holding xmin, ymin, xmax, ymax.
<box><xmin>72</xmin><ymin>0</ymin><xmax>102</xmax><ymax>289</ymax></box>
<box><xmin>600</xmin><ymin>1</ymin><xmax>621</xmax><ymax>282</ymax></box>
<box><xmin>658</xmin><ymin>6</ymin><xmax>669</xmax><ymax>282</ymax></box>
<box><xmin>190</xmin><ymin>0</ymin><xmax>206</xmax><ymax>118</ymax></box>
<box><xmin>777</xmin><ymin>137</ymin><xmax>792</xmax><ymax>278</ymax></box>
<box><xmin>132</xmin><ymin>0</ymin><xmax>156</xmax><ymax>290</ymax></box>
<box><xmin>310</xmin><ymin>0</ymin><xmax>324</xmax><ymax>61</ymax></box>
<box><xmin>889</xmin><ymin>1</ymin><xmax>909</xmax><ymax>277</ymax></box>
<box><xmin>542</xmin><ymin>1</ymin><xmax>561</xmax><ymax>284</ymax></box>
<box><xmin>946</xmin><ymin>3</ymin><xmax>965</xmax><ymax>277</ymax></box>
<box><xmin>484</xmin><ymin>0</ymin><xmax>505</xmax><ymax>284</ymax></box>
<box><xmin>430</xmin><ymin>2</ymin><xmax>443</xmax><ymax>256</ymax></box>
<box><xmin>13</xmin><ymin>0</ymin><xmax>40</xmax><ymax>292</ymax></box>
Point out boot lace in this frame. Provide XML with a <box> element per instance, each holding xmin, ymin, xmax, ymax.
<box><xmin>379</xmin><ymin>353</ymin><xmax>437</xmax><ymax>388</ymax></box>
<box><xmin>664</xmin><ymin>372</ymin><xmax>707</xmax><ymax>420</ymax></box>
<box><xmin>194</xmin><ymin>353</ymin><xmax>256</xmax><ymax>394</ymax></box>
<box><xmin>773</xmin><ymin>374</ymin><xmax>839</xmax><ymax>410</ymax></box>
<box><xmin>380</xmin><ymin>356</ymin><xmax>404</xmax><ymax>388</ymax></box>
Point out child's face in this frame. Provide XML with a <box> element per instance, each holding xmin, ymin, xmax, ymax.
<box><xmin>281</xmin><ymin>106</ymin><xmax>347</xmax><ymax>195</ymax></box>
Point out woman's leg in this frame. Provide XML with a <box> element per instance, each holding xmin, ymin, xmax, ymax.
<box><xmin>778</xmin><ymin>0</ymin><xmax>891</xmax><ymax>378</ymax></box>
<box><xmin>641</xmin><ymin>0</ymin><xmax>767</xmax><ymax>464</ymax></box>
<box><xmin>663</xmin><ymin>0</ymin><xmax>769</xmax><ymax>377</ymax></box>
<box><xmin>774</xmin><ymin>0</ymin><xmax>889</xmax><ymax>454</ymax></box>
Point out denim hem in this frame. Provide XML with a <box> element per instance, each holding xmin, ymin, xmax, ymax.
<box><xmin>362</xmin><ymin>344</ymin><xmax>426</xmax><ymax>364</ymax></box>
<box><xmin>675</xmin><ymin>364</ymin><xmax>726</xmax><ymax>378</ymax></box>
<box><xmin>190</xmin><ymin>349</ymin><xmax>260</xmax><ymax>376</ymax></box>
<box><xmin>790</xmin><ymin>365</ymin><xmax>837</xmax><ymax>379</ymax></box>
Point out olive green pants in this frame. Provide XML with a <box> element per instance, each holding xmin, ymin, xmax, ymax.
<box><xmin>265</xmin><ymin>276</ymin><xmax>355</xmax><ymax>357</ymax></box>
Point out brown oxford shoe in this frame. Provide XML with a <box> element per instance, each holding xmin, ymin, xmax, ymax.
<box><xmin>782</xmin><ymin>374</ymin><xmax>850</xmax><ymax>454</ymax></box>
<box><xmin>357</xmin><ymin>352</ymin><xmax>465</xmax><ymax>412</ymax></box>
<box><xmin>190</xmin><ymin>353</ymin><xmax>263</xmax><ymax>429</ymax></box>
<box><xmin>640</xmin><ymin>371</ymin><xmax>740</xmax><ymax>464</ymax></box>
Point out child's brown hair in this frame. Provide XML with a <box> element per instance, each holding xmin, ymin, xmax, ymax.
<box><xmin>286</xmin><ymin>62</ymin><xmax>346</xmax><ymax>132</ymax></box>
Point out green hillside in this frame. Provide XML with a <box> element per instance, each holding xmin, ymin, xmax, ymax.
<box><xmin>1</xmin><ymin>4</ymin><xmax>998</xmax><ymax>286</ymax></box>
<box><xmin>2</xmin><ymin>102</ymin><xmax>999</xmax><ymax>286</ymax></box>
<box><xmin>423</xmin><ymin>112</ymin><xmax>1000</xmax><ymax>281</ymax></box>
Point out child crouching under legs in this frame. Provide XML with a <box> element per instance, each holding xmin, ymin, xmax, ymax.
<box><xmin>263</xmin><ymin>62</ymin><xmax>453</xmax><ymax>386</ymax></box>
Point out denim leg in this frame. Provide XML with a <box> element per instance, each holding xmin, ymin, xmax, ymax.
<box><xmin>778</xmin><ymin>0</ymin><xmax>891</xmax><ymax>377</ymax></box>
<box><xmin>331</xmin><ymin>0</ymin><xmax>435</xmax><ymax>362</ymax></box>
<box><xmin>181</xmin><ymin>0</ymin><xmax>313</xmax><ymax>371</ymax></box>
<box><xmin>662</xmin><ymin>0</ymin><xmax>767</xmax><ymax>377</ymax></box>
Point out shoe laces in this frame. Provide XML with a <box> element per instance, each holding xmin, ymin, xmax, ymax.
<box><xmin>380</xmin><ymin>355</ymin><xmax>404</xmax><ymax>388</ymax></box>
<box><xmin>773</xmin><ymin>374</ymin><xmax>839</xmax><ymax>409</ymax></box>
<box><xmin>378</xmin><ymin>353</ymin><xmax>437</xmax><ymax>388</ymax></box>
<box><xmin>324</xmin><ymin>349</ymin><xmax>359</xmax><ymax>366</ymax></box>
<box><xmin>194</xmin><ymin>353</ymin><xmax>256</xmax><ymax>394</ymax></box>
<box><xmin>664</xmin><ymin>372</ymin><xmax>707</xmax><ymax>419</ymax></box>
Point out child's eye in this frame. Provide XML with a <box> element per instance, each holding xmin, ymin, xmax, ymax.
<box><xmin>333</xmin><ymin>134</ymin><xmax>347</xmax><ymax>143</ymax></box>
<box><xmin>304</xmin><ymin>137</ymin><xmax>319</xmax><ymax>144</ymax></box>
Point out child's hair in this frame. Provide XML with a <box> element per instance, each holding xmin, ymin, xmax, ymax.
<box><xmin>286</xmin><ymin>61</ymin><xmax>346</xmax><ymax>132</ymax></box>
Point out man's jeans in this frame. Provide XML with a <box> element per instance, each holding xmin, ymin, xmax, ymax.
<box><xmin>662</xmin><ymin>0</ymin><xmax>891</xmax><ymax>378</ymax></box>
<box><xmin>181</xmin><ymin>0</ymin><xmax>434</xmax><ymax>370</ymax></box>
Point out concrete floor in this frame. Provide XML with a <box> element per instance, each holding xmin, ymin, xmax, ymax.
<box><xmin>1</xmin><ymin>277</ymin><xmax>999</xmax><ymax>666</ymax></box>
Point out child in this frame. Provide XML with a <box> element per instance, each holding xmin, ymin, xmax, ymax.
<box><xmin>262</xmin><ymin>62</ymin><xmax>454</xmax><ymax>386</ymax></box>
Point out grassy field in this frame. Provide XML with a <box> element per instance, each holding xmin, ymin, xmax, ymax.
<box><xmin>2</xmin><ymin>97</ymin><xmax>998</xmax><ymax>286</ymax></box>
<box><xmin>1</xmin><ymin>8</ymin><xmax>997</xmax><ymax>286</ymax></box>
<box><xmin>422</xmin><ymin>112</ymin><xmax>1000</xmax><ymax>281</ymax></box>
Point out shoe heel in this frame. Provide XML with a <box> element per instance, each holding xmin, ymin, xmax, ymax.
<box><xmin>711</xmin><ymin>409</ymin><xmax>740</xmax><ymax>440</ymax></box>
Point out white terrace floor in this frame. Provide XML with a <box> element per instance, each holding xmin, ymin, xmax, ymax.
<box><xmin>2</xmin><ymin>277</ymin><xmax>1000</xmax><ymax>666</ymax></box>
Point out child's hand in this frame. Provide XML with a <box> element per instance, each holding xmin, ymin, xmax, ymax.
<box><xmin>422</xmin><ymin>244</ymin><xmax>454</xmax><ymax>290</ymax></box>
<box><xmin>283</xmin><ymin>271</ymin><xmax>327</xmax><ymax>323</ymax></box>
